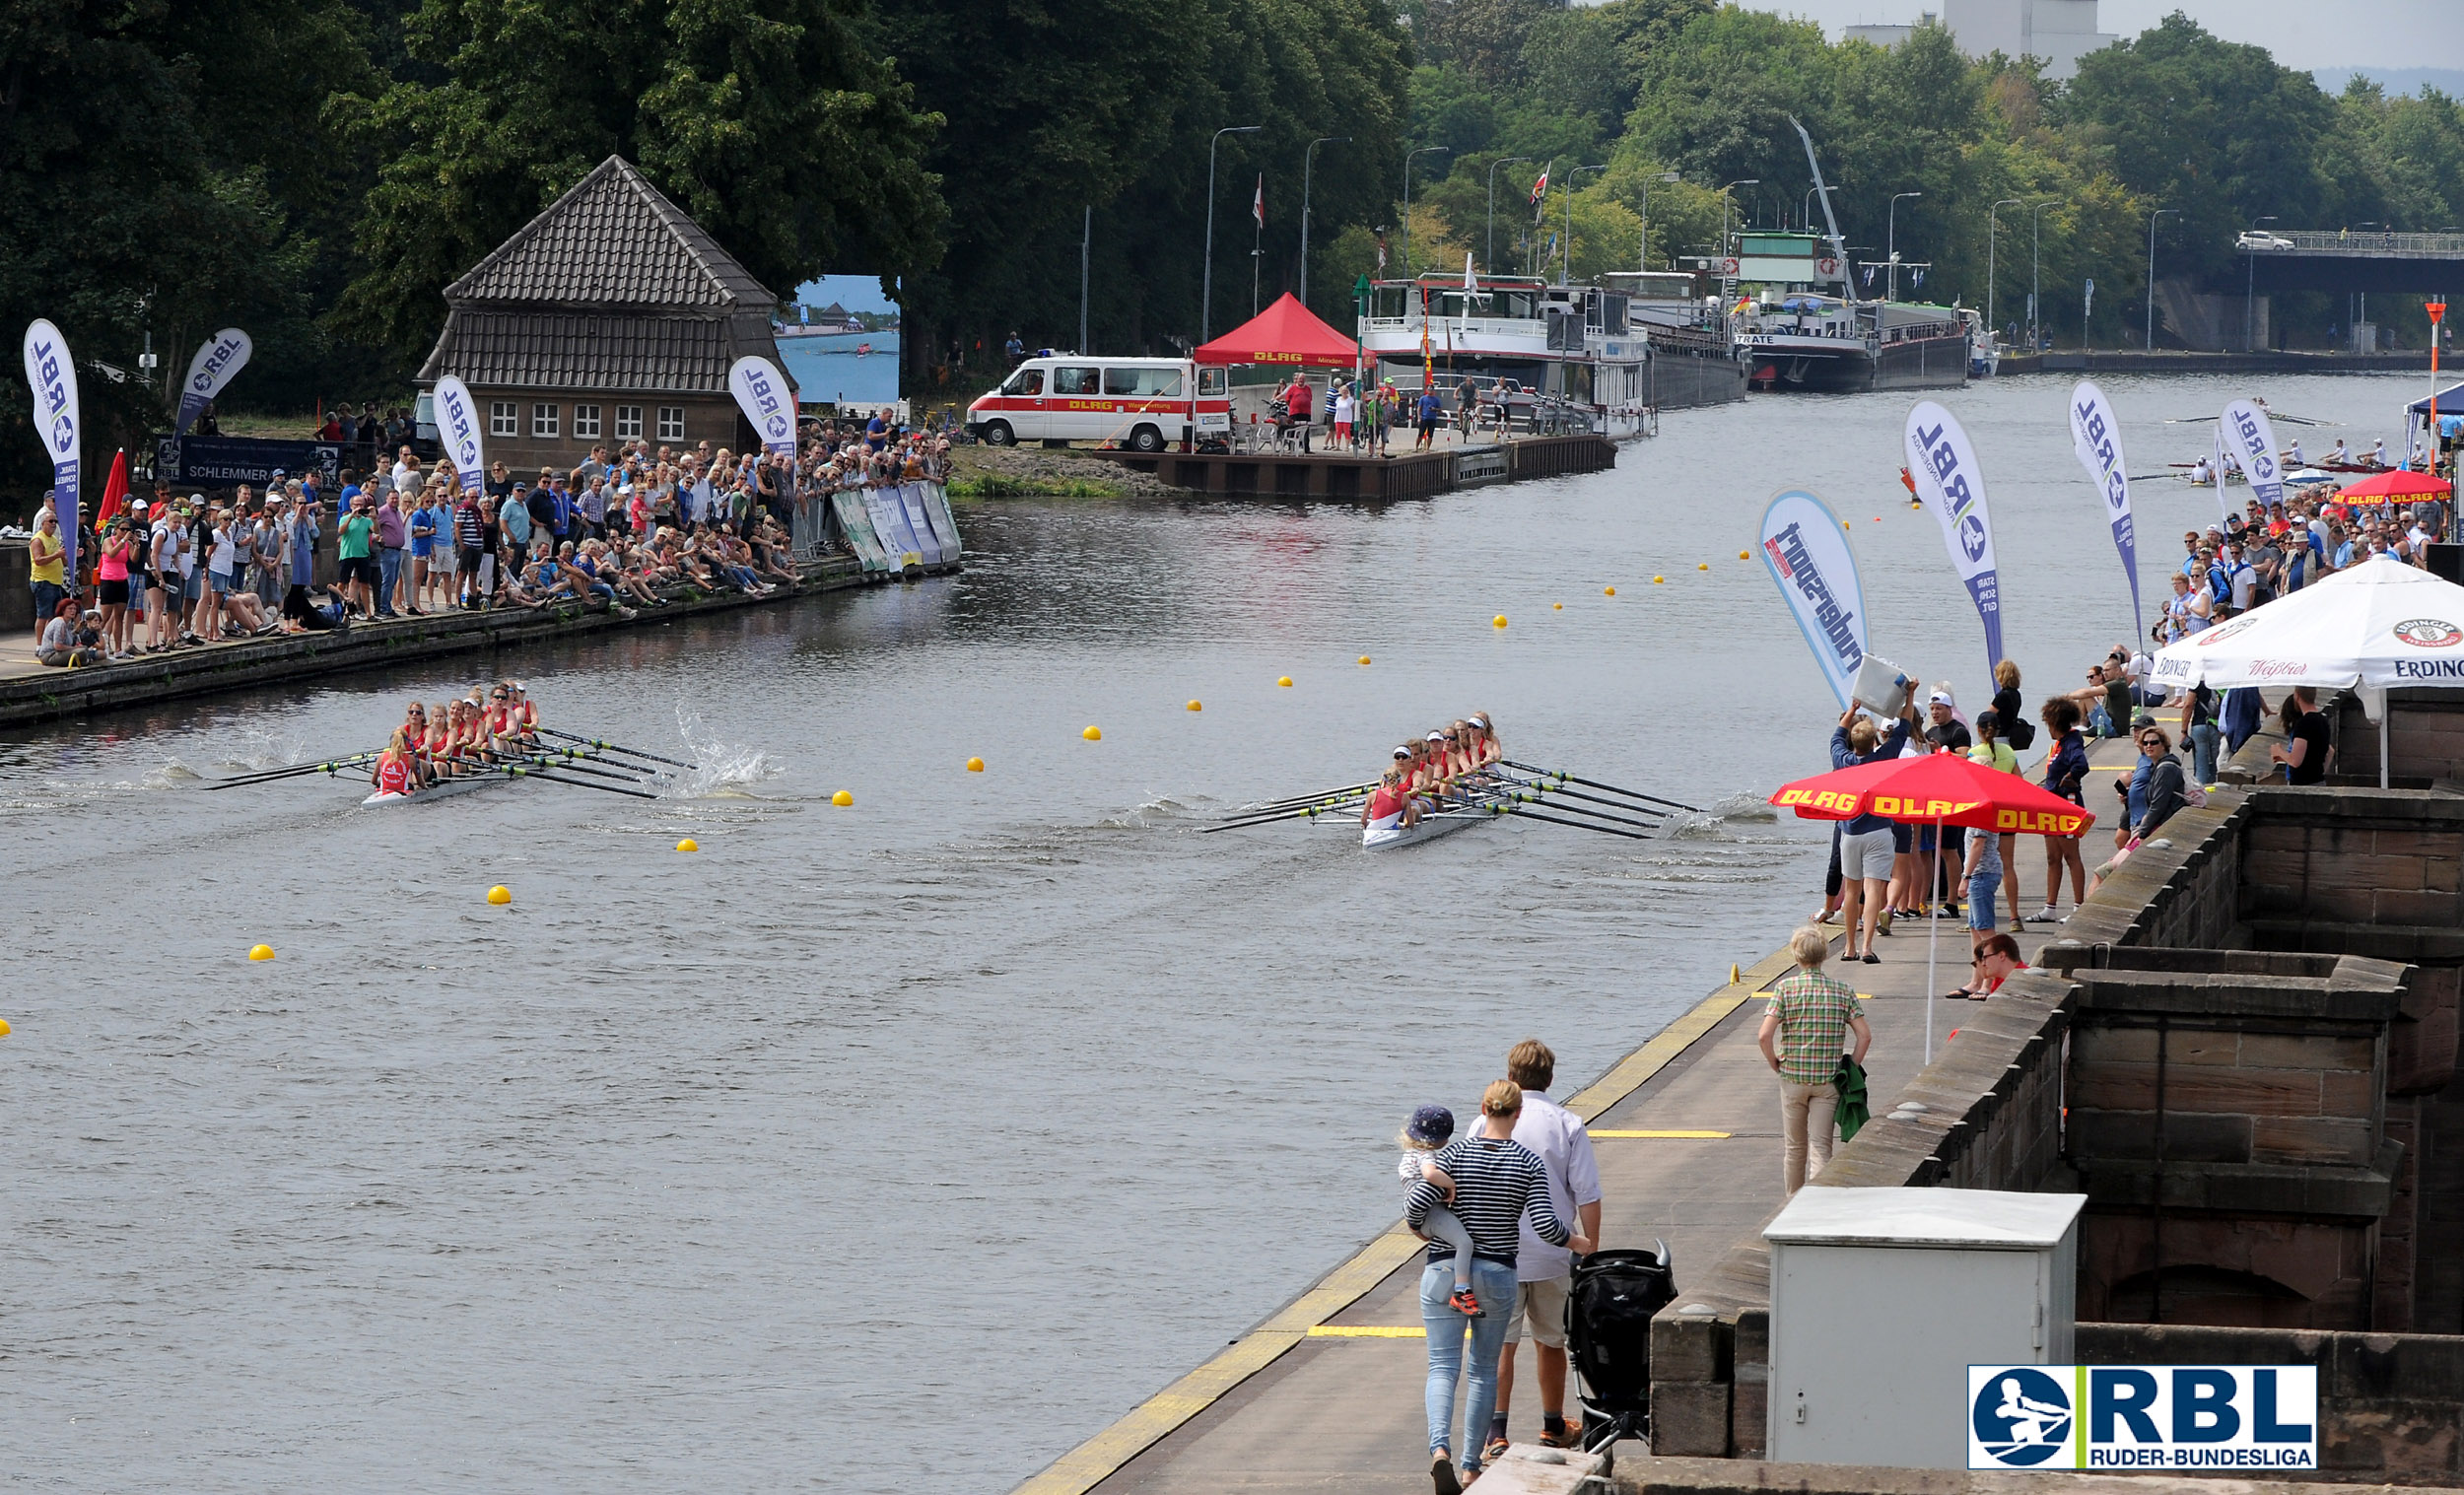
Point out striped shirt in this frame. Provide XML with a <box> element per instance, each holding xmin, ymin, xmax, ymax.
<box><xmin>1404</xmin><ymin>1131</ymin><xmax>1567</xmax><ymax>1267</ymax></box>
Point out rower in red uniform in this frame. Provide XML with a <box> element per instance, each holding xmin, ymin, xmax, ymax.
<box><xmin>1468</xmin><ymin>712</ymin><xmax>1501</xmax><ymax>767</ymax></box>
<box><xmin>510</xmin><ymin>681</ymin><xmax>540</xmax><ymax>738</ymax></box>
<box><xmin>1360</xmin><ymin>768</ymin><xmax>1419</xmax><ymax>832</ymax></box>
<box><xmin>1423</xmin><ymin>729</ymin><xmax>1455</xmax><ymax>800</ymax></box>
<box><xmin>373</xmin><ymin>729</ymin><xmax>416</xmax><ymax>798</ymax></box>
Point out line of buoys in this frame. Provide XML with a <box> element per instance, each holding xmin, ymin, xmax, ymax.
<box><xmin>1083</xmin><ymin>724</ymin><xmax>1103</xmax><ymax>740</ymax></box>
<box><xmin>967</xmin><ymin>757</ymin><xmax>985</xmax><ymax>773</ymax></box>
<box><xmin>677</xmin><ymin>838</ymin><xmax>699</xmax><ymax>852</ymax></box>
<box><xmin>832</xmin><ymin>789</ymin><xmax>856</xmax><ymax>805</ymax></box>
<box><xmin>487</xmin><ymin>885</ymin><xmax>513</xmax><ymax>906</ymax></box>
<box><xmin>248</xmin><ymin>943</ymin><xmax>275</xmax><ymax>962</ymax></box>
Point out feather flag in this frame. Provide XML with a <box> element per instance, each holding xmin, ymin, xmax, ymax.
<box><xmin>1527</xmin><ymin>166</ymin><xmax>1548</xmax><ymax>217</ymax></box>
<box><xmin>97</xmin><ymin>447</ymin><xmax>129</xmax><ymax>526</ymax></box>
<box><xmin>1252</xmin><ymin>176</ymin><xmax>1265</xmax><ymax>228</ymax></box>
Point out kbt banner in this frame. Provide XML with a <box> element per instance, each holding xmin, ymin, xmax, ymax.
<box><xmin>1968</xmin><ymin>1364</ymin><xmax>2316</xmax><ymax>1472</ymax></box>
<box><xmin>22</xmin><ymin>318</ymin><xmax>82</xmax><ymax>579</ymax></box>
<box><xmin>174</xmin><ymin>328</ymin><xmax>252</xmax><ymax>437</ymax></box>
<box><xmin>1905</xmin><ymin>401</ymin><xmax>2004</xmax><ymax>674</ymax></box>
<box><xmin>2223</xmin><ymin>398</ymin><xmax>2287</xmax><ymax>510</ymax></box>
<box><xmin>1757</xmin><ymin>488</ymin><xmax>1868</xmax><ymax>709</ymax></box>
<box><xmin>2068</xmin><ymin>380</ymin><xmax>2144</xmax><ymax>644</ymax></box>
<box><xmin>430</xmin><ymin>375</ymin><xmax>486</xmax><ymax>497</ymax></box>
<box><xmin>728</xmin><ymin>355</ymin><xmax>798</xmax><ymax>457</ymax></box>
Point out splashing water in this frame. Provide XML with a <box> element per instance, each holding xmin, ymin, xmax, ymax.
<box><xmin>672</xmin><ymin>708</ymin><xmax>783</xmax><ymax>797</ymax></box>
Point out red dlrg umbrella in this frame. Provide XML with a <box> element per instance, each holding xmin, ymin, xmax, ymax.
<box><xmin>1771</xmin><ymin>751</ymin><xmax>2095</xmax><ymax>1059</ymax></box>
<box><xmin>2333</xmin><ymin>468</ymin><xmax>2450</xmax><ymax>504</ymax></box>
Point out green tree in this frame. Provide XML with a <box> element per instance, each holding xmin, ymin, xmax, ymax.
<box><xmin>333</xmin><ymin>0</ymin><xmax>942</xmax><ymax>365</ymax></box>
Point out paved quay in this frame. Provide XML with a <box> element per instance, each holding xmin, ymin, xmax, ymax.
<box><xmin>1022</xmin><ymin>735</ymin><xmax>2153</xmax><ymax>1495</ymax></box>
<box><xmin>0</xmin><ymin>551</ymin><xmax>955</xmax><ymax>728</ymax></box>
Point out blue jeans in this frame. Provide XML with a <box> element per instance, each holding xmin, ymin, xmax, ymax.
<box><xmin>32</xmin><ymin>579</ymin><xmax>63</xmax><ymax>630</ymax></box>
<box><xmin>2188</xmin><ymin>722</ymin><xmax>2220</xmax><ymax>786</ymax></box>
<box><xmin>1422</xmin><ymin>1257</ymin><xmax>1517</xmax><ymax>1469</ymax></box>
<box><xmin>376</xmin><ymin>547</ymin><xmax>403</xmax><ymax>615</ymax></box>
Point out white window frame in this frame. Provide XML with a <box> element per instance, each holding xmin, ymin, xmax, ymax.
<box><xmin>656</xmin><ymin>406</ymin><xmax>685</xmax><ymax>442</ymax></box>
<box><xmin>532</xmin><ymin>403</ymin><xmax>560</xmax><ymax>439</ymax></box>
<box><xmin>490</xmin><ymin>401</ymin><xmax>517</xmax><ymax>439</ymax></box>
<box><xmin>615</xmin><ymin>405</ymin><xmax>644</xmax><ymax>440</ymax></box>
<box><xmin>573</xmin><ymin>404</ymin><xmax>601</xmax><ymax>440</ymax></box>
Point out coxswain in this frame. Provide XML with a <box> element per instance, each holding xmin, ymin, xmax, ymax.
<box><xmin>1361</xmin><ymin>768</ymin><xmax>1419</xmax><ymax>833</ymax></box>
<box><xmin>373</xmin><ymin>729</ymin><xmax>417</xmax><ymax>799</ymax></box>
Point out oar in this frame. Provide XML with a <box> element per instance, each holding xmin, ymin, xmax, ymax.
<box><xmin>1491</xmin><ymin>803</ymin><xmax>1654</xmax><ymax>841</ymax></box>
<box><xmin>540</xmin><ymin>727</ymin><xmax>698</xmax><ymax>771</ymax></box>
<box><xmin>1502</xmin><ymin>761</ymin><xmax>1699</xmax><ymax>814</ymax></box>
<box><xmin>1502</xmin><ymin>789</ymin><xmax>1664</xmax><ymax>833</ymax></box>
<box><xmin>1225</xmin><ymin>780</ymin><xmax>1377</xmax><ymax>817</ymax></box>
<box><xmin>1202</xmin><ymin>801</ymin><xmax>1359</xmax><ymax>833</ymax></box>
<box><xmin>503</xmin><ymin>763</ymin><xmax>660</xmax><ymax>799</ymax></box>
<box><xmin>538</xmin><ymin>743</ymin><xmax>665</xmax><ymax>779</ymax></box>
<box><xmin>198</xmin><ymin>752</ymin><xmax>380</xmax><ymax>789</ymax></box>
<box><xmin>1502</xmin><ymin>774</ymin><xmax>1673</xmax><ymax>820</ymax></box>
<box><xmin>510</xmin><ymin>750</ymin><xmax>652</xmax><ymax>785</ymax></box>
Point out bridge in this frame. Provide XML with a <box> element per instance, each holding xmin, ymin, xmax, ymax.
<box><xmin>2243</xmin><ymin>230</ymin><xmax>2464</xmax><ymax>295</ymax></box>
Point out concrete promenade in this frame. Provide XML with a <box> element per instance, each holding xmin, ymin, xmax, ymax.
<box><xmin>1020</xmin><ymin>737</ymin><xmax>2147</xmax><ymax>1495</ymax></box>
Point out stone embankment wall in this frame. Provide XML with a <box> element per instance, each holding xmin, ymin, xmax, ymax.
<box><xmin>1649</xmin><ymin>689</ymin><xmax>2464</xmax><ymax>1483</ymax></box>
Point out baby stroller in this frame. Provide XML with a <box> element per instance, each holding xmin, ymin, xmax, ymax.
<box><xmin>1566</xmin><ymin>1241</ymin><xmax>1676</xmax><ymax>1458</ymax></box>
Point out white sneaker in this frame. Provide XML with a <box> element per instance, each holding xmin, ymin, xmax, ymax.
<box><xmin>2031</xmin><ymin>906</ymin><xmax>2060</xmax><ymax>922</ymax></box>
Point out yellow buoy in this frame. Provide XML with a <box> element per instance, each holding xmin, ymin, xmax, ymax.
<box><xmin>1653</xmin><ymin>576</ymin><xmax>1666</xmax><ymax>583</ymax></box>
<box><xmin>248</xmin><ymin>943</ymin><xmax>275</xmax><ymax>962</ymax></box>
<box><xmin>1739</xmin><ymin>550</ymin><xmax>1750</xmax><ymax>560</ymax></box>
<box><xmin>1603</xmin><ymin>585</ymin><xmax>1616</xmax><ymax>596</ymax></box>
<box><xmin>1358</xmin><ymin>655</ymin><xmax>1372</xmax><ymax>665</ymax></box>
<box><xmin>1552</xmin><ymin>602</ymin><xmax>1563</xmax><ymax>610</ymax></box>
<box><xmin>487</xmin><ymin>885</ymin><xmax>512</xmax><ymax>906</ymax></box>
<box><xmin>676</xmin><ymin>838</ymin><xmax>699</xmax><ymax>852</ymax></box>
<box><xmin>1492</xmin><ymin>614</ymin><xmax>1508</xmax><ymax>628</ymax></box>
<box><xmin>1082</xmin><ymin>725</ymin><xmax>1103</xmax><ymax>740</ymax></box>
<box><xmin>1843</xmin><ymin>520</ymin><xmax>1852</xmax><ymax>530</ymax></box>
<box><xmin>0</xmin><ymin>1017</ymin><xmax>11</xmax><ymax>1037</ymax></box>
<box><xmin>832</xmin><ymin>789</ymin><xmax>855</xmax><ymax>805</ymax></box>
<box><xmin>1697</xmin><ymin>562</ymin><xmax>1709</xmax><ymax>571</ymax></box>
<box><xmin>1276</xmin><ymin>676</ymin><xmax>1293</xmax><ymax>688</ymax></box>
<box><xmin>1186</xmin><ymin>700</ymin><xmax>1202</xmax><ymax>712</ymax></box>
<box><xmin>966</xmin><ymin>757</ymin><xmax>985</xmax><ymax>773</ymax></box>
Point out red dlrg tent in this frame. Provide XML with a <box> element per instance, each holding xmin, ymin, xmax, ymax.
<box><xmin>2333</xmin><ymin>468</ymin><xmax>2452</xmax><ymax>505</ymax></box>
<box><xmin>1193</xmin><ymin>293</ymin><xmax>1361</xmax><ymax>368</ymax></box>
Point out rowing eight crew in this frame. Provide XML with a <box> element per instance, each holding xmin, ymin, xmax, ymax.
<box><xmin>1361</xmin><ymin>714</ymin><xmax>1502</xmax><ymax>833</ymax></box>
<box><xmin>371</xmin><ymin>680</ymin><xmax>542</xmax><ymax>797</ymax></box>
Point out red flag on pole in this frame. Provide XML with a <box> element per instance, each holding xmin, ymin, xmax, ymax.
<box><xmin>1527</xmin><ymin>166</ymin><xmax>1548</xmax><ymax>208</ymax></box>
<box><xmin>96</xmin><ymin>447</ymin><xmax>129</xmax><ymax>526</ymax></box>
<box><xmin>1253</xmin><ymin>175</ymin><xmax>1265</xmax><ymax>228</ymax></box>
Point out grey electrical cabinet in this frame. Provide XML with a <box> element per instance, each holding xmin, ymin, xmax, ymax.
<box><xmin>1764</xmin><ymin>1188</ymin><xmax>2085</xmax><ymax>1469</ymax></box>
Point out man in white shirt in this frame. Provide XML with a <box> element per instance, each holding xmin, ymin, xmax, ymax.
<box><xmin>1483</xmin><ymin>1039</ymin><xmax>1604</xmax><ymax>1459</ymax></box>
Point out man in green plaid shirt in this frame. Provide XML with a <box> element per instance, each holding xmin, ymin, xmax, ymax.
<box><xmin>1757</xmin><ymin>926</ymin><xmax>1874</xmax><ymax>1195</ymax></box>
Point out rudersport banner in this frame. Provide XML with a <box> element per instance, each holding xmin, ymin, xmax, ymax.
<box><xmin>22</xmin><ymin>319</ymin><xmax>82</xmax><ymax>580</ymax></box>
<box><xmin>728</xmin><ymin>355</ymin><xmax>797</xmax><ymax>458</ymax></box>
<box><xmin>1905</xmin><ymin>400</ymin><xmax>2005</xmax><ymax>674</ymax></box>
<box><xmin>2068</xmin><ymin>380</ymin><xmax>2144</xmax><ymax>644</ymax></box>
<box><xmin>173</xmin><ymin>328</ymin><xmax>251</xmax><ymax>437</ymax></box>
<box><xmin>431</xmin><ymin>374</ymin><xmax>486</xmax><ymax>496</ymax></box>
<box><xmin>1757</xmin><ymin>488</ymin><xmax>1869</xmax><ymax>710</ymax></box>
<box><xmin>2223</xmin><ymin>398</ymin><xmax>2287</xmax><ymax>510</ymax></box>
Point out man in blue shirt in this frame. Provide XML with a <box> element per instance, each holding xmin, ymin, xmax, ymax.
<box><xmin>502</xmin><ymin>485</ymin><xmax>534</xmax><ymax>555</ymax></box>
<box><xmin>1415</xmin><ymin>389</ymin><xmax>1442</xmax><ymax>450</ymax></box>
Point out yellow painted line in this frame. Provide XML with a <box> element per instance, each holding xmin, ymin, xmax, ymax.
<box><xmin>1014</xmin><ymin>973</ymin><xmax>1764</xmax><ymax>1495</ymax></box>
<box><xmin>1590</xmin><ymin>1128</ymin><xmax>1733</xmax><ymax>1138</ymax></box>
<box><xmin>1308</xmin><ymin>1325</ymin><xmax>1428</xmax><ymax>1338</ymax></box>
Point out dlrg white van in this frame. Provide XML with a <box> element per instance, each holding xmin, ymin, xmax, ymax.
<box><xmin>965</xmin><ymin>356</ymin><xmax>1230</xmax><ymax>450</ymax></box>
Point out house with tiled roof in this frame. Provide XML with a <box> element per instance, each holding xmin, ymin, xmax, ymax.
<box><xmin>417</xmin><ymin>155</ymin><xmax>795</xmax><ymax>473</ymax></box>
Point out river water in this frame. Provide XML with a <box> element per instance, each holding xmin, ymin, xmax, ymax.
<box><xmin>1</xmin><ymin>374</ymin><xmax>2425</xmax><ymax>1491</ymax></box>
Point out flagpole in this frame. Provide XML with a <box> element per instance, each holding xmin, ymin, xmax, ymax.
<box><xmin>1926</xmin><ymin>811</ymin><xmax>1941</xmax><ymax>1063</ymax></box>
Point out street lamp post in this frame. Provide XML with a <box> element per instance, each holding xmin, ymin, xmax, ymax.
<box><xmin>2147</xmin><ymin>206</ymin><xmax>2179</xmax><ymax>351</ymax></box>
<box><xmin>1402</xmin><ymin>145</ymin><xmax>1451</xmax><ymax>281</ymax></box>
<box><xmin>1886</xmin><ymin>191</ymin><xmax>1923</xmax><ymax>301</ymax></box>
<box><xmin>2028</xmin><ymin>199</ymin><xmax>2056</xmax><ymax>351</ymax></box>
<box><xmin>1804</xmin><ymin>184</ymin><xmax>1837</xmax><ymax>234</ymax></box>
<box><xmin>1298</xmin><ymin>135</ymin><xmax>1347</xmax><ymax>307</ymax></box>
<box><xmin>1718</xmin><ymin>178</ymin><xmax>1758</xmax><ymax>284</ymax></box>
<box><xmin>1201</xmin><ymin>125</ymin><xmax>1263</xmax><ymax>344</ymax></box>
<box><xmin>1638</xmin><ymin>170</ymin><xmax>1680</xmax><ymax>272</ymax></box>
<box><xmin>1563</xmin><ymin>165</ymin><xmax>1607</xmax><ymax>285</ymax></box>
<box><xmin>1987</xmin><ymin>197</ymin><xmax>2022</xmax><ymax>347</ymax></box>
<box><xmin>1486</xmin><ymin>156</ymin><xmax>1533</xmax><ymax>276</ymax></box>
<box><xmin>2244</xmin><ymin>214</ymin><xmax>2278</xmax><ymax>352</ymax></box>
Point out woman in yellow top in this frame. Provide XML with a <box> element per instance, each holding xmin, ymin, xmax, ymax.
<box><xmin>1966</xmin><ymin>709</ymin><xmax>2024</xmax><ymax>930</ymax></box>
<box><xmin>29</xmin><ymin>508</ymin><xmax>67</xmax><ymax>642</ymax></box>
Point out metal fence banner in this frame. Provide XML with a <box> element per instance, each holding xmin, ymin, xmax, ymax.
<box><xmin>898</xmin><ymin>483</ymin><xmax>943</xmax><ymax>566</ymax></box>
<box><xmin>832</xmin><ymin>490</ymin><xmax>891</xmax><ymax>571</ymax></box>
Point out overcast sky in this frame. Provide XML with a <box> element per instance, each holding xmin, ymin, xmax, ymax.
<box><xmin>1755</xmin><ymin>0</ymin><xmax>2464</xmax><ymax>71</ymax></box>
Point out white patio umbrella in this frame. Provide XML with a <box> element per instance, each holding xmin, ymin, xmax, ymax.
<box><xmin>2149</xmin><ymin>555</ymin><xmax>2464</xmax><ymax>787</ymax></box>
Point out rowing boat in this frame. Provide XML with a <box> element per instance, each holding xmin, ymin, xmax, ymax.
<box><xmin>361</xmin><ymin>769</ymin><xmax>514</xmax><ymax>808</ymax></box>
<box><xmin>1357</xmin><ymin>781</ymin><xmax>1514</xmax><ymax>850</ymax></box>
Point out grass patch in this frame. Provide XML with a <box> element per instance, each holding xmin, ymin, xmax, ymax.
<box><xmin>947</xmin><ymin>472</ymin><xmax>1121</xmax><ymax>500</ymax></box>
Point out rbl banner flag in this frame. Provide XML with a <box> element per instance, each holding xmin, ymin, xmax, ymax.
<box><xmin>1904</xmin><ymin>401</ymin><xmax>2005</xmax><ymax>675</ymax></box>
<box><xmin>431</xmin><ymin>375</ymin><xmax>486</xmax><ymax>497</ymax></box>
<box><xmin>175</xmin><ymin>328</ymin><xmax>252</xmax><ymax>437</ymax></box>
<box><xmin>2067</xmin><ymin>380</ymin><xmax>2144</xmax><ymax>644</ymax></box>
<box><xmin>22</xmin><ymin>319</ymin><xmax>82</xmax><ymax>580</ymax></box>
